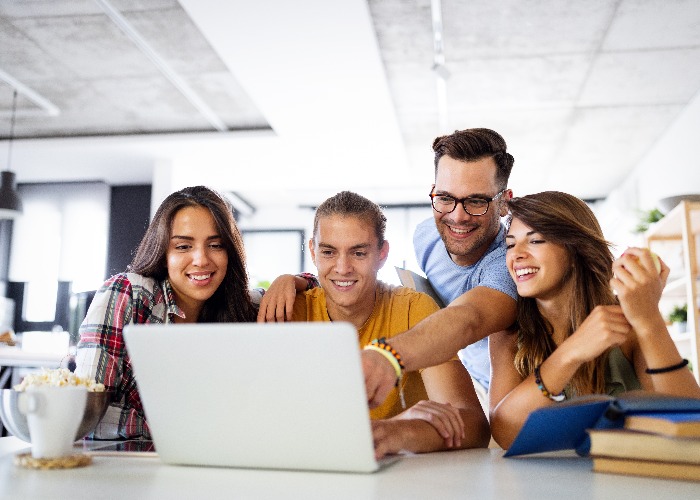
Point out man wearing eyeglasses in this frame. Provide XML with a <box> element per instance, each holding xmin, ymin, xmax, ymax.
<box><xmin>363</xmin><ymin>128</ymin><xmax>518</xmax><ymax>415</ymax></box>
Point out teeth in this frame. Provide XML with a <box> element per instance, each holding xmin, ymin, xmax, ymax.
<box><xmin>191</xmin><ymin>274</ymin><xmax>211</xmax><ymax>281</ymax></box>
<box><xmin>334</xmin><ymin>281</ymin><xmax>354</xmax><ymax>287</ymax></box>
<box><xmin>450</xmin><ymin>227</ymin><xmax>473</xmax><ymax>234</ymax></box>
<box><xmin>515</xmin><ymin>268</ymin><xmax>538</xmax><ymax>277</ymax></box>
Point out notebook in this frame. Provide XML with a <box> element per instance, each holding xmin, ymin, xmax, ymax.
<box><xmin>123</xmin><ymin>321</ymin><xmax>395</xmax><ymax>473</ymax></box>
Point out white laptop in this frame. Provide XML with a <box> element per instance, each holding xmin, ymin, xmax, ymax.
<box><xmin>123</xmin><ymin>321</ymin><xmax>396</xmax><ymax>473</ymax></box>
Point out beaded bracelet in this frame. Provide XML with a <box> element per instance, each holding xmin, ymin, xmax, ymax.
<box><xmin>365</xmin><ymin>338</ymin><xmax>405</xmax><ymax>375</ymax></box>
<box><xmin>297</xmin><ymin>272</ymin><xmax>319</xmax><ymax>291</ymax></box>
<box><xmin>365</xmin><ymin>338</ymin><xmax>405</xmax><ymax>374</ymax></box>
<box><xmin>534</xmin><ymin>364</ymin><xmax>566</xmax><ymax>402</ymax></box>
<box><xmin>364</xmin><ymin>344</ymin><xmax>403</xmax><ymax>381</ymax></box>
<box><xmin>645</xmin><ymin>358</ymin><xmax>689</xmax><ymax>374</ymax></box>
<box><xmin>364</xmin><ymin>338</ymin><xmax>407</xmax><ymax>409</ymax></box>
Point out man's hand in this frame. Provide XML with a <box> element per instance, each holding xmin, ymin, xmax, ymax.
<box><xmin>394</xmin><ymin>400</ymin><xmax>465</xmax><ymax>448</ymax></box>
<box><xmin>371</xmin><ymin>419</ymin><xmax>408</xmax><ymax>459</ymax></box>
<box><xmin>256</xmin><ymin>274</ymin><xmax>298</xmax><ymax>322</ymax></box>
<box><xmin>362</xmin><ymin>349</ymin><xmax>399</xmax><ymax>408</ymax></box>
<box><xmin>372</xmin><ymin>401</ymin><xmax>466</xmax><ymax>458</ymax></box>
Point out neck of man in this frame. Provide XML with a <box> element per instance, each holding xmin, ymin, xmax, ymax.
<box><xmin>450</xmin><ymin>245</ymin><xmax>489</xmax><ymax>267</ymax></box>
<box><xmin>325</xmin><ymin>286</ymin><xmax>378</xmax><ymax>331</ymax></box>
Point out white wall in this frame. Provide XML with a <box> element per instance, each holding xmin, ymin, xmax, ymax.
<box><xmin>596</xmin><ymin>88</ymin><xmax>700</xmax><ymax>250</ymax></box>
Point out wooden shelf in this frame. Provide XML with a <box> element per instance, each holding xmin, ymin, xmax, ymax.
<box><xmin>646</xmin><ymin>200</ymin><xmax>700</xmax><ymax>382</ymax></box>
<box><xmin>645</xmin><ymin>200</ymin><xmax>700</xmax><ymax>241</ymax></box>
<box><xmin>662</xmin><ymin>277</ymin><xmax>689</xmax><ymax>298</ymax></box>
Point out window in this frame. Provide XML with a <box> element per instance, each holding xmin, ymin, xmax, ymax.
<box><xmin>9</xmin><ymin>182</ymin><xmax>110</xmax><ymax>325</ymax></box>
<box><xmin>241</xmin><ymin>230</ymin><xmax>305</xmax><ymax>288</ymax></box>
<box><xmin>379</xmin><ymin>205</ymin><xmax>432</xmax><ymax>285</ymax></box>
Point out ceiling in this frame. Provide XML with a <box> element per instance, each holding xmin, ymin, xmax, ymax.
<box><xmin>1</xmin><ymin>0</ymin><xmax>700</xmax><ymax>208</ymax></box>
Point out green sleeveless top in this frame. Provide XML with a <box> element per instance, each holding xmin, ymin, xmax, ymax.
<box><xmin>562</xmin><ymin>346</ymin><xmax>641</xmax><ymax>399</ymax></box>
<box><xmin>604</xmin><ymin>346</ymin><xmax>641</xmax><ymax>396</ymax></box>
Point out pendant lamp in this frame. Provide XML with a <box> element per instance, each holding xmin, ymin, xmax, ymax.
<box><xmin>0</xmin><ymin>89</ymin><xmax>22</xmax><ymax>219</ymax></box>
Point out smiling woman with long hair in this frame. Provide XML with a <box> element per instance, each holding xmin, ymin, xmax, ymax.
<box><xmin>75</xmin><ymin>186</ymin><xmax>311</xmax><ymax>440</ymax></box>
<box><xmin>489</xmin><ymin>191</ymin><xmax>700</xmax><ymax>450</ymax></box>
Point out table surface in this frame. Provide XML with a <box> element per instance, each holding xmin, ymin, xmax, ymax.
<box><xmin>1</xmin><ymin>437</ymin><xmax>698</xmax><ymax>499</ymax></box>
<box><xmin>0</xmin><ymin>346</ymin><xmax>64</xmax><ymax>368</ymax></box>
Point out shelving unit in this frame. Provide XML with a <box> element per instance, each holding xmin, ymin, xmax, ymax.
<box><xmin>645</xmin><ymin>200</ymin><xmax>700</xmax><ymax>382</ymax></box>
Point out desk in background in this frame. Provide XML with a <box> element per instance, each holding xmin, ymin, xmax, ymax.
<box><xmin>0</xmin><ymin>346</ymin><xmax>63</xmax><ymax>436</ymax></box>
<box><xmin>0</xmin><ymin>437</ymin><xmax>698</xmax><ymax>499</ymax></box>
<box><xmin>0</xmin><ymin>346</ymin><xmax>63</xmax><ymax>387</ymax></box>
<box><xmin>0</xmin><ymin>331</ymin><xmax>69</xmax><ymax>388</ymax></box>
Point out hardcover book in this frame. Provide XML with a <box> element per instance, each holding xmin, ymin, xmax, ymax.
<box><xmin>587</xmin><ymin>428</ymin><xmax>700</xmax><ymax>464</ymax></box>
<box><xmin>503</xmin><ymin>392</ymin><xmax>700</xmax><ymax>457</ymax></box>
<box><xmin>592</xmin><ymin>456</ymin><xmax>700</xmax><ymax>482</ymax></box>
<box><xmin>624</xmin><ymin>411</ymin><xmax>700</xmax><ymax>438</ymax></box>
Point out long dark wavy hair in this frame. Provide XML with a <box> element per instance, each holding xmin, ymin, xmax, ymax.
<box><xmin>128</xmin><ymin>186</ymin><xmax>256</xmax><ymax>323</ymax></box>
<box><xmin>507</xmin><ymin>191</ymin><xmax>616</xmax><ymax>395</ymax></box>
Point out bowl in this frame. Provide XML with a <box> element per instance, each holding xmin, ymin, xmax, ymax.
<box><xmin>0</xmin><ymin>389</ymin><xmax>112</xmax><ymax>443</ymax></box>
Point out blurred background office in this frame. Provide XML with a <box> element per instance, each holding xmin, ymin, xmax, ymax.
<box><xmin>0</xmin><ymin>0</ymin><xmax>699</xmax><ymax>345</ymax></box>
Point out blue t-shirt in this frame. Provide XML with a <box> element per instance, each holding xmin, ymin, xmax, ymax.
<box><xmin>414</xmin><ymin>218</ymin><xmax>517</xmax><ymax>390</ymax></box>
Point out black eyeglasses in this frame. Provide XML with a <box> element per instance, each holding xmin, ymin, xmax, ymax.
<box><xmin>429</xmin><ymin>189</ymin><xmax>506</xmax><ymax>216</ymax></box>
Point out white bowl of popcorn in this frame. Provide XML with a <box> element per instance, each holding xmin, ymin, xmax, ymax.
<box><xmin>0</xmin><ymin>368</ymin><xmax>111</xmax><ymax>443</ymax></box>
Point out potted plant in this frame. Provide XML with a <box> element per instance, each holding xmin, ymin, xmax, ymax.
<box><xmin>633</xmin><ymin>208</ymin><xmax>665</xmax><ymax>234</ymax></box>
<box><xmin>668</xmin><ymin>304</ymin><xmax>688</xmax><ymax>334</ymax></box>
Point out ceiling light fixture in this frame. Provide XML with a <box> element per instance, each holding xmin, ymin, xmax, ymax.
<box><xmin>431</xmin><ymin>0</ymin><xmax>450</xmax><ymax>134</ymax></box>
<box><xmin>0</xmin><ymin>89</ymin><xmax>23</xmax><ymax>220</ymax></box>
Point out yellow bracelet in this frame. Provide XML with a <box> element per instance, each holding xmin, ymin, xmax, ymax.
<box><xmin>364</xmin><ymin>344</ymin><xmax>402</xmax><ymax>380</ymax></box>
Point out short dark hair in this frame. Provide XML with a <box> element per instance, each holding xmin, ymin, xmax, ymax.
<box><xmin>128</xmin><ymin>185</ymin><xmax>256</xmax><ymax>322</ymax></box>
<box><xmin>432</xmin><ymin>128</ymin><xmax>514</xmax><ymax>189</ymax></box>
<box><xmin>313</xmin><ymin>191</ymin><xmax>387</xmax><ymax>249</ymax></box>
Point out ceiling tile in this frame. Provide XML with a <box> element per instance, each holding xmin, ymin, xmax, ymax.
<box><xmin>446</xmin><ymin>54</ymin><xmax>591</xmax><ymax>109</ymax></box>
<box><xmin>580</xmin><ymin>49</ymin><xmax>700</xmax><ymax>106</ymax></box>
<box><xmin>442</xmin><ymin>0</ymin><xmax>617</xmax><ymax>58</ymax></box>
<box><xmin>604</xmin><ymin>0</ymin><xmax>700</xmax><ymax>50</ymax></box>
<box><xmin>13</xmin><ymin>14</ymin><xmax>159</xmax><ymax>79</ymax></box>
<box><xmin>547</xmin><ymin>105</ymin><xmax>684</xmax><ymax>198</ymax></box>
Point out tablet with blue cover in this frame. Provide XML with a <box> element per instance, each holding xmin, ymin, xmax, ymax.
<box><xmin>504</xmin><ymin>392</ymin><xmax>700</xmax><ymax>457</ymax></box>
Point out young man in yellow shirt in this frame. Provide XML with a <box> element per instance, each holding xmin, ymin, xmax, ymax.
<box><xmin>289</xmin><ymin>191</ymin><xmax>489</xmax><ymax>458</ymax></box>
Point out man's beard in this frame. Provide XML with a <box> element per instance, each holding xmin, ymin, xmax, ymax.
<box><xmin>437</xmin><ymin>217</ymin><xmax>499</xmax><ymax>264</ymax></box>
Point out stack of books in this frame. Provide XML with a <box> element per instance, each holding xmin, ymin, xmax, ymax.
<box><xmin>588</xmin><ymin>411</ymin><xmax>700</xmax><ymax>481</ymax></box>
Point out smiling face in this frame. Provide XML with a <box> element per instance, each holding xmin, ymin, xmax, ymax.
<box><xmin>505</xmin><ymin>217</ymin><xmax>573</xmax><ymax>302</ymax></box>
<box><xmin>433</xmin><ymin>155</ymin><xmax>508</xmax><ymax>266</ymax></box>
<box><xmin>310</xmin><ymin>214</ymin><xmax>388</xmax><ymax>326</ymax></box>
<box><xmin>167</xmin><ymin>205</ymin><xmax>228</xmax><ymax>321</ymax></box>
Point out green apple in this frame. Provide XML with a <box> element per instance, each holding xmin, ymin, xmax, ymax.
<box><xmin>651</xmin><ymin>251</ymin><xmax>661</xmax><ymax>274</ymax></box>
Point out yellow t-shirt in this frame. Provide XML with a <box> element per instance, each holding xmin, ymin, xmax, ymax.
<box><xmin>292</xmin><ymin>280</ymin><xmax>440</xmax><ymax>419</ymax></box>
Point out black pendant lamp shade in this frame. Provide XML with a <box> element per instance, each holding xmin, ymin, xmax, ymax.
<box><xmin>1</xmin><ymin>89</ymin><xmax>22</xmax><ymax>219</ymax></box>
<box><xmin>0</xmin><ymin>170</ymin><xmax>22</xmax><ymax>218</ymax></box>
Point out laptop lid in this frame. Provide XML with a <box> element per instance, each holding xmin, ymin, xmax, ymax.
<box><xmin>123</xmin><ymin>321</ymin><xmax>385</xmax><ymax>473</ymax></box>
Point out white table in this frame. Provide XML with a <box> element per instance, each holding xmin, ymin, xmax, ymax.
<box><xmin>1</xmin><ymin>437</ymin><xmax>698</xmax><ymax>499</ymax></box>
<box><xmin>0</xmin><ymin>346</ymin><xmax>64</xmax><ymax>368</ymax></box>
<box><xmin>0</xmin><ymin>345</ymin><xmax>65</xmax><ymax>393</ymax></box>
<box><xmin>1</xmin><ymin>347</ymin><xmax>64</xmax><ymax>436</ymax></box>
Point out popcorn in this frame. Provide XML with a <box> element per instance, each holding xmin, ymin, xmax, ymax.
<box><xmin>13</xmin><ymin>368</ymin><xmax>105</xmax><ymax>393</ymax></box>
